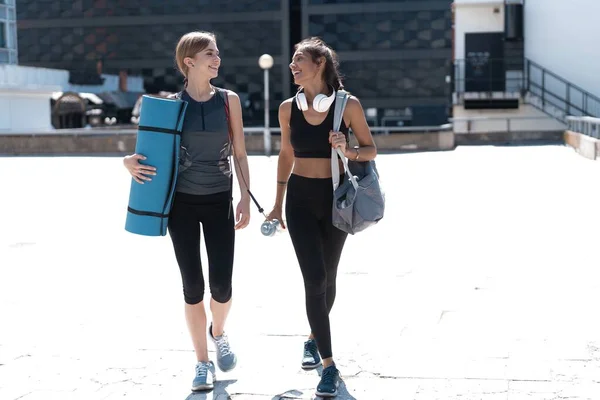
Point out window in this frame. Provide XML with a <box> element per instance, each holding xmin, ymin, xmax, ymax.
<box><xmin>0</xmin><ymin>22</ymin><xmax>5</xmax><ymax>48</ymax></box>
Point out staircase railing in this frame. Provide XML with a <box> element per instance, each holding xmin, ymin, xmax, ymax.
<box><xmin>525</xmin><ymin>59</ymin><xmax>600</xmax><ymax>118</ymax></box>
<box><xmin>451</xmin><ymin>58</ymin><xmax>600</xmax><ymax>121</ymax></box>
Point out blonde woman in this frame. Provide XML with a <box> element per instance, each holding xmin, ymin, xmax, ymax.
<box><xmin>123</xmin><ymin>31</ymin><xmax>251</xmax><ymax>391</ymax></box>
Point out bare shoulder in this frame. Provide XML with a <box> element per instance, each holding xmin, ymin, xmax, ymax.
<box><xmin>342</xmin><ymin>95</ymin><xmax>364</xmax><ymax>122</ymax></box>
<box><xmin>279</xmin><ymin>97</ymin><xmax>294</xmax><ymax>115</ymax></box>
<box><xmin>219</xmin><ymin>88</ymin><xmax>239</xmax><ymax>101</ymax></box>
<box><xmin>346</xmin><ymin>95</ymin><xmax>364</xmax><ymax>112</ymax></box>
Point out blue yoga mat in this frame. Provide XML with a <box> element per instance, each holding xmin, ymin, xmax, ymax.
<box><xmin>125</xmin><ymin>95</ymin><xmax>188</xmax><ymax>236</ymax></box>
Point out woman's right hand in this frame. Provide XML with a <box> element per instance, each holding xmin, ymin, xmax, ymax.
<box><xmin>266</xmin><ymin>205</ymin><xmax>286</xmax><ymax>230</ymax></box>
<box><xmin>123</xmin><ymin>154</ymin><xmax>156</xmax><ymax>184</ymax></box>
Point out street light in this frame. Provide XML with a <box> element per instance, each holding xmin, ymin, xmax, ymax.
<box><xmin>259</xmin><ymin>53</ymin><xmax>274</xmax><ymax>157</ymax></box>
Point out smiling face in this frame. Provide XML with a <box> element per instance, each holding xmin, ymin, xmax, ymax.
<box><xmin>175</xmin><ymin>31</ymin><xmax>219</xmax><ymax>82</ymax></box>
<box><xmin>289</xmin><ymin>48</ymin><xmax>322</xmax><ymax>86</ymax></box>
<box><xmin>185</xmin><ymin>41</ymin><xmax>220</xmax><ymax>80</ymax></box>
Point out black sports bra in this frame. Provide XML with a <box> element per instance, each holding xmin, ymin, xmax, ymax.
<box><xmin>289</xmin><ymin>100</ymin><xmax>349</xmax><ymax>158</ymax></box>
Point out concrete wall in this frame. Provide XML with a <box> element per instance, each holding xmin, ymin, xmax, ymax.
<box><xmin>564</xmin><ymin>130</ymin><xmax>600</xmax><ymax>161</ymax></box>
<box><xmin>452</xmin><ymin>104</ymin><xmax>566</xmax><ymax>133</ymax></box>
<box><xmin>0</xmin><ymin>89</ymin><xmax>55</xmax><ymax>132</ymax></box>
<box><xmin>0</xmin><ymin>129</ymin><xmax>456</xmax><ymax>155</ymax></box>
<box><xmin>525</xmin><ymin>0</ymin><xmax>600</xmax><ymax>99</ymax></box>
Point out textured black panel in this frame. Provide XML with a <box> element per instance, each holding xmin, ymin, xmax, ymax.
<box><xmin>309</xmin><ymin>0</ymin><xmax>448</xmax><ymax>3</ymax></box>
<box><xmin>135</xmin><ymin>63</ymin><xmax>284</xmax><ymax>126</ymax></box>
<box><xmin>308</xmin><ymin>11</ymin><xmax>452</xmax><ymax>51</ymax></box>
<box><xmin>16</xmin><ymin>0</ymin><xmax>454</xmax><ymax>124</ymax></box>
<box><xmin>17</xmin><ymin>0</ymin><xmax>282</xmax><ymax>19</ymax></box>
<box><xmin>312</xmin><ymin>0</ymin><xmax>396</xmax><ymax>3</ymax></box>
<box><xmin>18</xmin><ymin>21</ymin><xmax>281</xmax><ymax>63</ymax></box>
<box><xmin>341</xmin><ymin>59</ymin><xmax>448</xmax><ymax>99</ymax></box>
<box><xmin>0</xmin><ymin>22</ymin><xmax>5</xmax><ymax>48</ymax></box>
<box><xmin>17</xmin><ymin>11</ymin><xmax>284</xmax><ymax>123</ymax></box>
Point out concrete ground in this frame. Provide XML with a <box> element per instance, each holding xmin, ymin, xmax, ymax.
<box><xmin>1</xmin><ymin>145</ymin><xmax>600</xmax><ymax>399</ymax></box>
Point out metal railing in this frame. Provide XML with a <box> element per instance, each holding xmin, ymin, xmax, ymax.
<box><xmin>4</xmin><ymin>124</ymin><xmax>453</xmax><ymax>137</ymax></box>
<box><xmin>452</xmin><ymin>58</ymin><xmax>525</xmax><ymax>94</ymax></box>
<box><xmin>243</xmin><ymin>125</ymin><xmax>451</xmax><ymax>136</ymax></box>
<box><xmin>452</xmin><ymin>58</ymin><xmax>600</xmax><ymax>119</ymax></box>
<box><xmin>526</xmin><ymin>59</ymin><xmax>600</xmax><ymax>118</ymax></box>
<box><xmin>566</xmin><ymin>116</ymin><xmax>600</xmax><ymax>140</ymax></box>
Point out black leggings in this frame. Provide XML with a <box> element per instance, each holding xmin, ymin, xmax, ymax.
<box><xmin>168</xmin><ymin>191</ymin><xmax>234</xmax><ymax>305</ymax></box>
<box><xmin>285</xmin><ymin>174</ymin><xmax>348</xmax><ymax>360</ymax></box>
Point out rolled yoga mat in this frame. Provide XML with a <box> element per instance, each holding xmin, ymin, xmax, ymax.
<box><xmin>125</xmin><ymin>95</ymin><xmax>188</xmax><ymax>236</ymax></box>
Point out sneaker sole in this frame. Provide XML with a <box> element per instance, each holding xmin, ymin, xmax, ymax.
<box><xmin>301</xmin><ymin>361</ymin><xmax>322</xmax><ymax>370</ymax></box>
<box><xmin>315</xmin><ymin>379</ymin><xmax>339</xmax><ymax>397</ymax></box>
<box><xmin>191</xmin><ymin>384</ymin><xmax>214</xmax><ymax>392</ymax></box>
<box><xmin>315</xmin><ymin>389</ymin><xmax>338</xmax><ymax>397</ymax></box>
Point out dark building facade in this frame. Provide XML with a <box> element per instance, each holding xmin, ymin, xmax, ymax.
<box><xmin>17</xmin><ymin>0</ymin><xmax>452</xmax><ymax>126</ymax></box>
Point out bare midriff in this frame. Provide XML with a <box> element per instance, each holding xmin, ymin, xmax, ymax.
<box><xmin>292</xmin><ymin>157</ymin><xmax>344</xmax><ymax>179</ymax></box>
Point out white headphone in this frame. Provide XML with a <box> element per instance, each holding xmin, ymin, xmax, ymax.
<box><xmin>295</xmin><ymin>86</ymin><xmax>336</xmax><ymax>113</ymax></box>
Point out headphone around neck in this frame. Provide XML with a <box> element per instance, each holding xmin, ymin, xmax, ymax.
<box><xmin>295</xmin><ymin>85</ymin><xmax>336</xmax><ymax>113</ymax></box>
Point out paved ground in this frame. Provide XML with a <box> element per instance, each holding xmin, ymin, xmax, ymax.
<box><xmin>1</xmin><ymin>145</ymin><xmax>600</xmax><ymax>399</ymax></box>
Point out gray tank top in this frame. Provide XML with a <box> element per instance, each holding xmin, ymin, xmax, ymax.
<box><xmin>176</xmin><ymin>88</ymin><xmax>232</xmax><ymax>195</ymax></box>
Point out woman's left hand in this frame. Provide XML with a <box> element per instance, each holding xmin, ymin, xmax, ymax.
<box><xmin>235</xmin><ymin>199</ymin><xmax>251</xmax><ymax>230</ymax></box>
<box><xmin>329</xmin><ymin>130</ymin><xmax>347</xmax><ymax>153</ymax></box>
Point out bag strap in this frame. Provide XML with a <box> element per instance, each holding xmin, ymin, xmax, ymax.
<box><xmin>219</xmin><ymin>87</ymin><xmax>265</xmax><ymax>216</ymax></box>
<box><xmin>331</xmin><ymin>91</ymin><xmax>358</xmax><ymax>191</ymax></box>
<box><xmin>219</xmin><ymin>88</ymin><xmax>234</xmax><ymax>145</ymax></box>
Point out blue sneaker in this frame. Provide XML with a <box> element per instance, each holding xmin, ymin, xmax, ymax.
<box><xmin>301</xmin><ymin>339</ymin><xmax>321</xmax><ymax>370</ymax></box>
<box><xmin>191</xmin><ymin>361</ymin><xmax>216</xmax><ymax>391</ymax></box>
<box><xmin>209</xmin><ymin>324</ymin><xmax>237</xmax><ymax>372</ymax></box>
<box><xmin>316</xmin><ymin>364</ymin><xmax>341</xmax><ymax>397</ymax></box>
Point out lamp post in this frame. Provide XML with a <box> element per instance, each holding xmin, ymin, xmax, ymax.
<box><xmin>258</xmin><ymin>53</ymin><xmax>274</xmax><ymax>156</ymax></box>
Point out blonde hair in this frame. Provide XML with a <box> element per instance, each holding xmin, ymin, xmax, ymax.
<box><xmin>175</xmin><ymin>31</ymin><xmax>216</xmax><ymax>80</ymax></box>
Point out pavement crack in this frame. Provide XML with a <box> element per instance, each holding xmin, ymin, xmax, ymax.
<box><xmin>91</xmin><ymin>377</ymin><xmax>136</xmax><ymax>390</ymax></box>
<box><xmin>437</xmin><ymin>310</ymin><xmax>454</xmax><ymax>324</ymax></box>
<box><xmin>350</xmin><ymin>370</ymin><xmax>402</xmax><ymax>380</ymax></box>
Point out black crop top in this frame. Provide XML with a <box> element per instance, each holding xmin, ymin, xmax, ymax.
<box><xmin>289</xmin><ymin>99</ymin><xmax>349</xmax><ymax>158</ymax></box>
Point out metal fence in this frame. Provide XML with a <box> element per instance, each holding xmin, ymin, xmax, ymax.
<box><xmin>452</xmin><ymin>58</ymin><xmax>525</xmax><ymax>95</ymax></box>
<box><xmin>526</xmin><ymin>59</ymin><xmax>600</xmax><ymax>118</ymax></box>
<box><xmin>566</xmin><ymin>116</ymin><xmax>600</xmax><ymax>140</ymax></box>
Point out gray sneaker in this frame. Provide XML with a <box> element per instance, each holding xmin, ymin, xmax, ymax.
<box><xmin>209</xmin><ymin>324</ymin><xmax>237</xmax><ymax>372</ymax></box>
<box><xmin>191</xmin><ymin>361</ymin><xmax>216</xmax><ymax>391</ymax></box>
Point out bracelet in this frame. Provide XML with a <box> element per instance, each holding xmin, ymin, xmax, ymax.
<box><xmin>277</xmin><ymin>180</ymin><xmax>287</xmax><ymax>185</ymax></box>
<box><xmin>354</xmin><ymin>147</ymin><xmax>360</xmax><ymax>161</ymax></box>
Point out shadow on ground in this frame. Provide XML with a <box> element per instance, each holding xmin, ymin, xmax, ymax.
<box><xmin>185</xmin><ymin>379</ymin><xmax>236</xmax><ymax>400</ymax></box>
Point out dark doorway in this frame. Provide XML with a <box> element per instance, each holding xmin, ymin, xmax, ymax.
<box><xmin>465</xmin><ymin>32</ymin><xmax>505</xmax><ymax>92</ymax></box>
